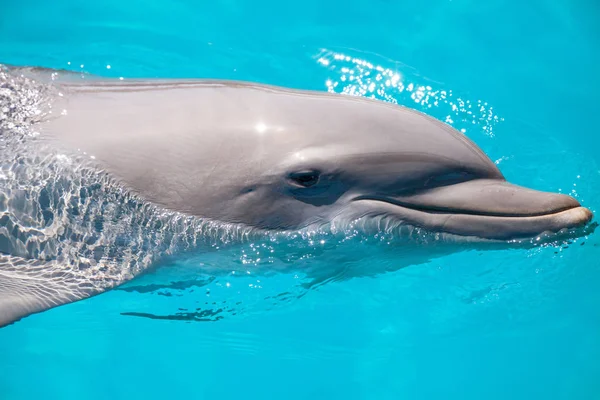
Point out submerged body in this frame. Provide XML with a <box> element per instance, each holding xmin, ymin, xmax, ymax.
<box><xmin>0</xmin><ymin>65</ymin><xmax>594</xmax><ymax>327</ymax></box>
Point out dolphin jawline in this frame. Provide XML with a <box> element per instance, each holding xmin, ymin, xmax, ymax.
<box><xmin>349</xmin><ymin>178</ymin><xmax>593</xmax><ymax>241</ymax></box>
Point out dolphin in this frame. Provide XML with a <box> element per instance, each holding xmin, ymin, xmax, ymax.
<box><xmin>0</xmin><ymin>65</ymin><xmax>593</xmax><ymax>327</ymax></box>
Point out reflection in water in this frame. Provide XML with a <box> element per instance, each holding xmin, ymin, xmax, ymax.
<box><xmin>116</xmin><ymin>223</ymin><xmax>593</xmax><ymax>323</ymax></box>
<box><xmin>121</xmin><ymin>309</ymin><xmax>228</xmax><ymax>322</ymax></box>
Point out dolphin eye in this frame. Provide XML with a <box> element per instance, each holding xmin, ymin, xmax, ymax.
<box><xmin>289</xmin><ymin>170</ymin><xmax>320</xmax><ymax>187</ymax></box>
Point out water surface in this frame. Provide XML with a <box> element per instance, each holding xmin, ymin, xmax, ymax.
<box><xmin>1</xmin><ymin>1</ymin><xmax>599</xmax><ymax>399</ymax></box>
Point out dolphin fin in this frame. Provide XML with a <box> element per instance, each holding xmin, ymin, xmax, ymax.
<box><xmin>0</xmin><ymin>254</ymin><xmax>106</xmax><ymax>327</ymax></box>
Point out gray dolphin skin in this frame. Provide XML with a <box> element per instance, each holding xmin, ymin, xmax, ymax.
<box><xmin>0</xmin><ymin>65</ymin><xmax>594</xmax><ymax>327</ymax></box>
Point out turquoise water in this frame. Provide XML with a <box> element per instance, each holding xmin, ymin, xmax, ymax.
<box><xmin>1</xmin><ymin>0</ymin><xmax>600</xmax><ymax>399</ymax></box>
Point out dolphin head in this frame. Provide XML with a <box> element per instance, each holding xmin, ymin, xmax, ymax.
<box><xmin>36</xmin><ymin>78</ymin><xmax>593</xmax><ymax>242</ymax></box>
<box><xmin>195</xmin><ymin>92</ymin><xmax>593</xmax><ymax>242</ymax></box>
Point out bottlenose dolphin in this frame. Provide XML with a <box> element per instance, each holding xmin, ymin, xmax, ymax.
<box><xmin>0</xmin><ymin>65</ymin><xmax>593</xmax><ymax>327</ymax></box>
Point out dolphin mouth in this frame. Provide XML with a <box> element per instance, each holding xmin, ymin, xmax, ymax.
<box><xmin>353</xmin><ymin>179</ymin><xmax>594</xmax><ymax>240</ymax></box>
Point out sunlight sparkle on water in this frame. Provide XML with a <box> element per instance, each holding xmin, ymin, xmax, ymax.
<box><xmin>315</xmin><ymin>49</ymin><xmax>504</xmax><ymax>138</ymax></box>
